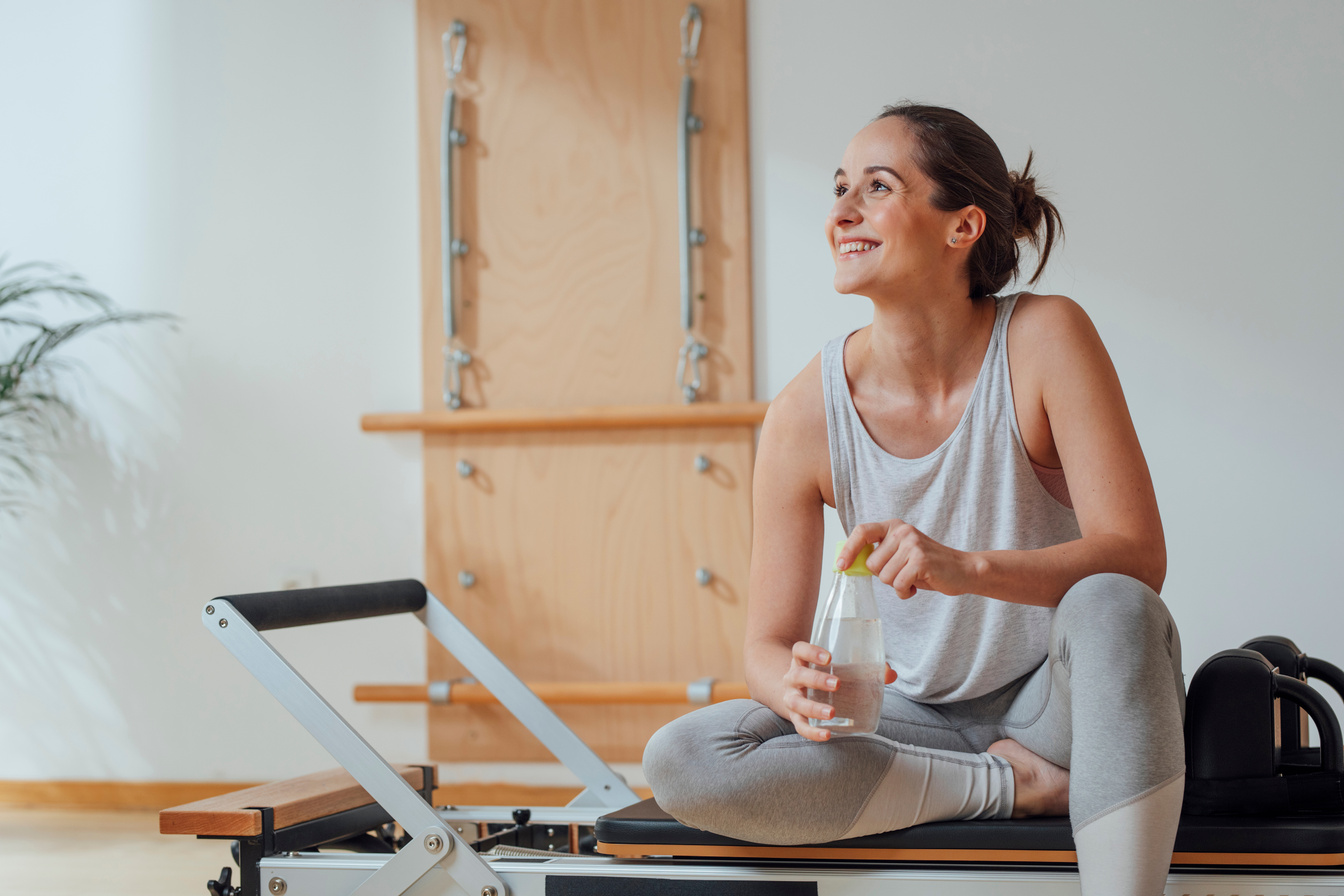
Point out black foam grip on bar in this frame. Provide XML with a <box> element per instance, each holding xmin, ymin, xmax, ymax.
<box><xmin>217</xmin><ymin>579</ymin><xmax>427</xmax><ymax>631</ymax></box>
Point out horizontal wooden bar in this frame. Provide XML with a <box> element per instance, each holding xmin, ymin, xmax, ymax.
<box><xmin>354</xmin><ymin>681</ymin><xmax>752</xmax><ymax>705</ymax></box>
<box><xmin>360</xmin><ymin>401</ymin><xmax>769</xmax><ymax>434</ymax></box>
<box><xmin>159</xmin><ymin>764</ymin><xmax>431</xmax><ymax>837</ymax></box>
<box><xmin>0</xmin><ymin>779</ymin><xmax>264</xmax><ymax>812</ymax></box>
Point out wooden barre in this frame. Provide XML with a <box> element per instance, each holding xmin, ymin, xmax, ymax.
<box><xmin>360</xmin><ymin>401</ymin><xmax>770</xmax><ymax>434</ymax></box>
<box><xmin>354</xmin><ymin>681</ymin><xmax>751</xmax><ymax>706</ymax></box>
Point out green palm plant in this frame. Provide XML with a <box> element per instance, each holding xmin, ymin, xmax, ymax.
<box><xmin>0</xmin><ymin>256</ymin><xmax>175</xmax><ymax>511</ymax></box>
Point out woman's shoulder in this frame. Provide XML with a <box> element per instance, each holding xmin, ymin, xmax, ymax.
<box><xmin>1009</xmin><ymin>291</ymin><xmax>1091</xmax><ymax>333</ymax></box>
<box><xmin>759</xmin><ymin>350</ymin><xmax>835</xmax><ymax>504</ymax></box>
<box><xmin>1008</xmin><ymin>292</ymin><xmax>1104</xmax><ymax>364</ymax></box>
<box><xmin>764</xmin><ymin>351</ymin><xmax>827</xmax><ymax>435</ymax></box>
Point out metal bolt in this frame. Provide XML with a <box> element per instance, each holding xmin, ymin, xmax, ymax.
<box><xmin>268</xmin><ymin>878</ymin><xmax>287</xmax><ymax>895</ymax></box>
<box><xmin>687</xmin><ymin>115</ymin><xmax>703</xmax><ymax>133</ymax></box>
<box><xmin>205</xmin><ymin>604</ymin><xmax>215</xmax><ymax>615</ymax></box>
<box><xmin>218</xmin><ymin>618</ymin><xmax>228</xmax><ymax>628</ymax></box>
<box><xmin>482</xmin><ymin>888</ymin><xmax>498</xmax><ymax>896</ymax></box>
<box><xmin>696</xmin><ymin>568</ymin><xmax>712</xmax><ymax>587</ymax></box>
<box><xmin>689</xmin><ymin>228</ymin><xmax>707</xmax><ymax>246</ymax></box>
<box><xmin>425</xmin><ymin>833</ymin><xmax>443</xmax><ymax>853</ymax></box>
<box><xmin>546</xmin><ymin>827</ymin><xmax>555</xmax><ymax>836</ymax></box>
<box><xmin>457</xmin><ymin>459</ymin><xmax>475</xmax><ymax>478</ymax></box>
<box><xmin>458</xmin><ymin>571</ymin><xmax>476</xmax><ymax>589</ymax></box>
<box><xmin>694</xmin><ymin>454</ymin><xmax>710</xmax><ymax>473</ymax></box>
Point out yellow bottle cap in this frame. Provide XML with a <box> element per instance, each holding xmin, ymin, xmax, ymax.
<box><xmin>836</xmin><ymin>541</ymin><xmax>875</xmax><ymax>576</ymax></box>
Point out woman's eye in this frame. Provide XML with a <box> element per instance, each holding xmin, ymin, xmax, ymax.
<box><xmin>869</xmin><ymin>180</ymin><xmax>889</xmax><ymax>192</ymax></box>
<box><xmin>833</xmin><ymin>183</ymin><xmax>847</xmax><ymax>197</ymax></box>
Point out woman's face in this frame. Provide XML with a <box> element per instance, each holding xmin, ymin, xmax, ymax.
<box><xmin>825</xmin><ymin>117</ymin><xmax>959</xmax><ymax>298</ymax></box>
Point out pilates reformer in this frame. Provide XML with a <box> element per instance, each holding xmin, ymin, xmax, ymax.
<box><xmin>162</xmin><ymin>579</ymin><xmax>1344</xmax><ymax>896</ymax></box>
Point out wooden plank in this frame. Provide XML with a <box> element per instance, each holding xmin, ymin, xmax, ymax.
<box><xmin>356</xmin><ymin>681</ymin><xmax>751</xmax><ymax>704</ymax></box>
<box><xmin>416</xmin><ymin>0</ymin><xmax>752</xmax><ymax>411</ymax></box>
<box><xmin>361</xmin><ymin>401</ymin><xmax>768</xmax><ymax>434</ymax></box>
<box><xmin>158</xmin><ymin>765</ymin><xmax>431</xmax><ymax>837</ymax></box>
<box><xmin>425</xmin><ymin>427</ymin><xmax>753</xmax><ymax>762</ymax></box>
<box><xmin>433</xmin><ymin>783</ymin><xmax>652</xmax><ymax>808</ymax></box>
<box><xmin>414</xmin><ymin>0</ymin><xmax>755</xmax><ymax>764</ymax></box>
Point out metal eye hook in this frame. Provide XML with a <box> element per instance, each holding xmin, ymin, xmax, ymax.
<box><xmin>444</xmin><ymin>20</ymin><xmax>467</xmax><ymax>82</ymax></box>
<box><xmin>680</xmin><ymin>4</ymin><xmax>702</xmax><ymax>69</ymax></box>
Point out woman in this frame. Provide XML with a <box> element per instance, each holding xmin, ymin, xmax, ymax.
<box><xmin>644</xmin><ymin>103</ymin><xmax>1186</xmax><ymax>895</ymax></box>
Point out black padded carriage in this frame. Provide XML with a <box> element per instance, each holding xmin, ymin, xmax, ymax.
<box><xmin>595</xmin><ymin>798</ymin><xmax>1344</xmax><ymax>868</ymax></box>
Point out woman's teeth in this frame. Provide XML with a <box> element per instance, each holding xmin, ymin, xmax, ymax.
<box><xmin>839</xmin><ymin>241</ymin><xmax>878</xmax><ymax>254</ymax></box>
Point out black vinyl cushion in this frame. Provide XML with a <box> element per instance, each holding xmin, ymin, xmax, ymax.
<box><xmin>596</xmin><ymin>798</ymin><xmax>1344</xmax><ymax>861</ymax></box>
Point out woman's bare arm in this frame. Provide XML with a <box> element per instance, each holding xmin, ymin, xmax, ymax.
<box><xmin>839</xmin><ymin>294</ymin><xmax>1166</xmax><ymax>606</ymax></box>
<box><xmin>744</xmin><ymin>356</ymin><xmax>845</xmax><ymax>738</ymax></box>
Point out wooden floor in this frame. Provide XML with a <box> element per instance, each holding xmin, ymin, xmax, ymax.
<box><xmin>1</xmin><ymin>807</ymin><xmax>230</xmax><ymax>896</ymax></box>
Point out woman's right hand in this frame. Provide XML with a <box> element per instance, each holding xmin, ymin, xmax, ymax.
<box><xmin>781</xmin><ymin>641</ymin><xmax>897</xmax><ymax>741</ymax></box>
<box><xmin>781</xmin><ymin>641</ymin><xmax>841</xmax><ymax>741</ymax></box>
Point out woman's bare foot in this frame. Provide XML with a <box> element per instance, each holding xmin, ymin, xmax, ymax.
<box><xmin>987</xmin><ymin>739</ymin><xmax>1070</xmax><ymax>818</ymax></box>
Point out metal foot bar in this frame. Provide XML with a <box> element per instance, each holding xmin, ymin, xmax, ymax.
<box><xmin>203</xmin><ymin>578</ymin><xmax>642</xmax><ymax>896</ymax></box>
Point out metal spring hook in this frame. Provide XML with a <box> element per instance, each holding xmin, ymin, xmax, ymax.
<box><xmin>680</xmin><ymin>4</ymin><xmax>702</xmax><ymax>68</ymax></box>
<box><xmin>677</xmin><ymin>334</ymin><xmax>708</xmax><ymax>404</ymax></box>
<box><xmin>444</xmin><ymin>20</ymin><xmax>467</xmax><ymax>82</ymax></box>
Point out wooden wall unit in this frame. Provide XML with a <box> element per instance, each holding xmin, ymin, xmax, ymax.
<box><xmin>400</xmin><ymin>0</ymin><xmax>757</xmax><ymax>763</ymax></box>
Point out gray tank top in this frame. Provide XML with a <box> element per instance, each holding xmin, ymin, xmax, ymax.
<box><xmin>822</xmin><ymin>293</ymin><xmax>1081</xmax><ymax>704</ymax></box>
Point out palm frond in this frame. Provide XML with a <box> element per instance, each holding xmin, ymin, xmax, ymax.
<box><xmin>0</xmin><ymin>254</ymin><xmax>177</xmax><ymax>510</ymax></box>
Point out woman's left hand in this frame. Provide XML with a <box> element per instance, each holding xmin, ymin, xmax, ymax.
<box><xmin>839</xmin><ymin>520</ymin><xmax>976</xmax><ymax>599</ymax></box>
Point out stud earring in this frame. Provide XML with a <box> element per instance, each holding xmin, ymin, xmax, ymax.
<box><xmin>950</xmin><ymin>237</ymin><xmax>958</xmax><ymax>244</ymax></box>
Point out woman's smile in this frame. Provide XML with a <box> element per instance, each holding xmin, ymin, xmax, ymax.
<box><xmin>838</xmin><ymin>239</ymin><xmax>882</xmax><ymax>258</ymax></box>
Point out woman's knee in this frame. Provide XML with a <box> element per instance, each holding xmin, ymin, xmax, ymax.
<box><xmin>642</xmin><ymin>699</ymin><xmax>770</xmax><ymax>819</ymax></box>
<box><xmin>1056</xmin><ymin>573</ymin><xmax>1171</xmax><ymax>642</ymax></box>
<box><xmin>1054</xmin><ymin>574</ymin><xmax>1182</xmax><ymax>689</ymax></box>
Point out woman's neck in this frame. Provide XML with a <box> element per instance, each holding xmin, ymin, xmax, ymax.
<box><xmin>849</xmin><ymin>287</ymin><xmax>995</xmax><ymax>402</ymax></box>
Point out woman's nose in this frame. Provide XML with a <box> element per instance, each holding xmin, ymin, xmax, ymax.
<box><xmin>827</xmin><ymin>192</ymin><xmax>860</xmax><ymax>228</ymax></box>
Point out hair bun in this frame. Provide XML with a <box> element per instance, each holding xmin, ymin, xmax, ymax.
<box><xmin>1009</xmin><ymin>153</ymin><xmax>1044</xmax><ymax>239</ymax></box>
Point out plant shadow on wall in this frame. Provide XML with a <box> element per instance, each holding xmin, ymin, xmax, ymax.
<box><xmin>0</xmin><ymin>257</ymin><xmax>178</xmax><ymax>775</ymax></box>
<box><xmin>0</xmin><ymin>258</ymin><xmax>175</xmax><ymax>511</ymax></box>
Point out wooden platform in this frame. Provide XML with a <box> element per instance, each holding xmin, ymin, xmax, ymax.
<box><xmin>158</xmin><ymin>765</ymin><xmax>433</xmax><ymax>837</ymax></box>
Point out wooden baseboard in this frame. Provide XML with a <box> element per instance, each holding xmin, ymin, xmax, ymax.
<box><xmin>0</xmin><ymin>780</ymin><xmax>265</xmax><ymax>811</ymax></box>
<box><xmin>2</xmin><ymin>779</ymin><xmax>654</xmax><ymax>812</ymax></box>
<box><xmin>432</xmin><ymin>783</ymin><xmax>653</xmax><ymax>807</ymax></box>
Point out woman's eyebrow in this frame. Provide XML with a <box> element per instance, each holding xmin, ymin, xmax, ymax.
<box><xmin>834</xmin><ymin>165</ymin><xmax>905</xmax><ymax>182</ymax></box>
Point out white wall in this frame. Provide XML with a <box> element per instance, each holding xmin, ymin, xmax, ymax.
<box><xmin>0</xmin><ymin>0</ymin><xmax>1340</xmax><ymax>783</ymax></box>
<box><xmin>0</xmin><ymin>0</ymin><xmax>427</xmax><ymax>780</ymax></box>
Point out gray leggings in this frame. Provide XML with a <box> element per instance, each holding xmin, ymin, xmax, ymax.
<box><xmin>643</xmin><ymin>574</ymin><xmax>1186</xmax><ymax>848</ymax></box>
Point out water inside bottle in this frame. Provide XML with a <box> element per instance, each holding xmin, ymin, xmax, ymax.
<box><xmin>808</xmin><ymin>618</ymin><xmax>884</xmax><ymax>735</ymax></box>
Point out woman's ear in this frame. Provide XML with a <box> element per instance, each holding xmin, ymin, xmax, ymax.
<box><xmin>950</xmin><ymin>206</ymin><xmax>986</xmax><ymax>248</ymax></box>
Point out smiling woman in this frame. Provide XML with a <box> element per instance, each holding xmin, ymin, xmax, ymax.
<box><xmin>644</xmin><ymin>102</ymin><xmax>1185</xmax><ymax>896</ymax></box>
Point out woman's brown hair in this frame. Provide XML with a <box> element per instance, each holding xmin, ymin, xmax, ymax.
<box><xmin>875</xmin><ymin>102</ymin><xmax>1063</xmax><ymax>298</ymax></box>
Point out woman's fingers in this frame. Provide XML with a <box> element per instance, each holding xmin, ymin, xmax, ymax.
<box><xmin>786</xmin><ymin>640</ymin><xmax>839</xmax><ymax>739</ymax></box>
<box><xmin>792</xmin><ymin>640</ymin><xmax>830</xmax><ymax>666</ymax></box>
<box><xmin>790</xmin><ymin>714</ymin><xmax>834</xmax><ymax>742</ymax></box>
<box><xmin>838</xmin><ymin>523</ymin><xmax>886</xmax><ymax>570</ymax></box>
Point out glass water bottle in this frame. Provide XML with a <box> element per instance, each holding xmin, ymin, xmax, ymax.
<box><xmin>807</xmin><ymin>542</ymin><xmax>886</xmax><ymax>735</ymax></box>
